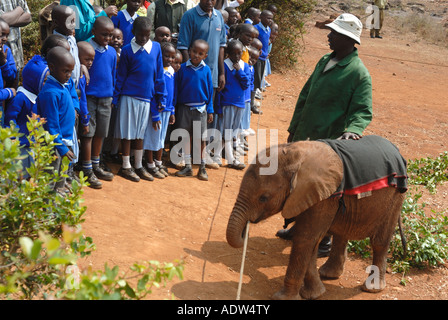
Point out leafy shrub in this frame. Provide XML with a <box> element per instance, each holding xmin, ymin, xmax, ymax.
<box><xmin>407</xmin><ymin>152</ymin><xmax>448</xmax><ymax>194</ymax></box>
<box><xmin>0</xmin><ymin>117</ymin><xmax>183</xmax><ymax>299</ymax></box>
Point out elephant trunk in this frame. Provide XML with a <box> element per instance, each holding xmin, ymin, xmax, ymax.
<box><xmin>226</xmin><ymin>201</ymin><xmax>250</xmax><ymax>248</ymax></box>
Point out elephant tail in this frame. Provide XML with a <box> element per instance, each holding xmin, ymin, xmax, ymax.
<box><xmin>398</xmin><ymin>214</ymin><xmax>407</xmax><ymax>258</ymax></box>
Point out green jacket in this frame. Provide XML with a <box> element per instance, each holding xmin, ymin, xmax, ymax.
<box><xmin>288</xmin><ymin>49</ymin><xmax>372</xmax><ymax>141</ymax></box>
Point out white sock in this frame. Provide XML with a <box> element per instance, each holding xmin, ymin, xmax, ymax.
<box><xmin>134</xmin><ymin>149</ymin><xmax>143</xmax><ymax>169</ymax></box>
<box><xmin>154</xmin><ymin>159</ymin><xmax>162</xmax><ymax>166</ymax></box>
<box><xmin>147</xmin><ymin>161</ymin><xmax>155</xmax><ymax>168</ymax></box>
<box><xmin>225</xmin><ymin>140</ymin><xmax>234</xmax><ymax>164</ymax></box>
<box><xmin>184</xmin><ymin>154</ymin><xmax>192</xmax><ymax>166</ymax></box>
<box><xmin>122</xmin><ymin>155</ymin><xmax>131</xmax><ymax>169</ymax></box>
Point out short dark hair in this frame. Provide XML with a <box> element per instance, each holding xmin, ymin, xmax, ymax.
<box><xmin>41</xmin><ymin>34</ymin><xmax>69</xmax><ymax>57</ymax></box>
<box><xmin>132</xmin><ymin>16</ymin><xmax>151</xmax><ymax>34</ymax></box>
<box><xmin>190</xmin><ymin>39</ymin><xmax>209</xmax><ymax>51</ymax></box>
<box><xmin>46</xmin><ymin>46</ymin><xmax>74</xmax><ymax>66</ymax></box>
<box><xmin>93</xmin><ymin>15</ymin><xmax>114</xmax><ymax>29</ymax></box>
<box><xmin>227</xmin><ymin>39</ymin><xmax>243</xmax><ymax>52</ymax></box>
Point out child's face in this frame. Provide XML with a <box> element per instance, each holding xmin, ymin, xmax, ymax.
<box><xmin>248</xmin><ymin>49</ymin><xmax>260</xmax><ymax>66</ymax></box>
<box><xmin>228</xmin><ymin>11</ymin><xmax>238</xmax><ymax>26</ymax></box>
<box><xmin>252</xmin><ymin>12</ymin><xmax>261</xmax><ymax>25</ymax></box>
<box><xmin>79</xmin><ymin>49</ymin><xmax>95</xmax><ymax>69</ymax></box>
<box><xmin>133</xmin><ymin>25</ymin><xmax>151</xmax><ymax>47</ymax></box>
<box><xmin>260</xmin><ymin>12</ymin><xmax>273</xmax><ymax>28</ymax></box>
<box><xmin>172</xmin><ymin>53</ymin><xmax>182</xmax><ymax>72</ymax></box>
<box><xmin>228</xmin><ymin>45</ymin><xmax>243</xmax><ymax>64</ymax></box>
<box><xmin>188</xmin><ymin>43</ymin><xmax>208</xmax><ymax>66</ymax></box>
<box><xmin>50</xmin><ymin>56</ymin><xmax>75</xmax><ymax>84</ymax></box>
<box><xmin>162</xmin><ymin>46</ymin><xmax>176</xmax><ymax>68</ymax></box>
<box><xmin>126</xmin><ymin>0</ymin><xmax>141</xmax><ymax>14</ymax></box>
<box><xmin>154</xmin><ymin>28</ymin><xmax>171</xmax><ymax>43</ymax></box>
<box><xmin>0</xmin><ymin>22</ymin><xmax>10</xmax><ymax>46</ymax></box>
<box><xmin>111</xmin><ymin>29</ymin><xmax>124</xmax><ymax>49</ymax></box>
<box><xmin>92</xmin><ymin>23</ymin><xmax>114</xmax><ymax>47</ymax></box>
<box><xmin>239</xmin><ymin>30</ymin><xmax>256</xmax><ymax>47</ymax></box>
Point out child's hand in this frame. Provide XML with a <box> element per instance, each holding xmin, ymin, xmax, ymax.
<box><xmin>80</xmin><ymin>65</ymin><xmax>90</xmax><ymax>85</ymax></box>
<box><xmin>233</xmin><ymin>62</ymin><xmax>241</xmax><ymax>71</ymax></box>
<box><xmin>82</xmin><ymin>125</ymin><xmax>90</xmax><ymax>135</ymax></box>
<box><xmin>9</xmin><ymin>88</ymin><xmax>16</xmax><ymax>97</ymax></box>
<box><xmin>152</xmin><ymin>120</ymin><xmax>161</xmax><ymax>130</ymax></box>
<box><xmin>169</xmin><ymin>114</ymin><xmax>175</xmax><ymax>125</ymax></box>
<box><xmin>207</xmin><ymin>113</ymin><xmax>213</xmax><ymax>123</ymax></box>
<box><xmin>64</xmin><ymin>150</ymin><xmax>76</xmax><ymax>162</ymax></box>
<box><xmin>157</xmin><ymin>103</ymin><xmax>165</xmax><ymax>112</ymax></box>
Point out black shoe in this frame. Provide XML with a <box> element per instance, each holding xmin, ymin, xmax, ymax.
<box><xmin>135</xmin><ymin>166</ymin><xmax>154</xmax><ymax>181</ymax></box>
<box><xmin>118</xmin><ymin>167</ymin><xmax>140</xmax><ymax>182</ymax></box>
<box><xmin>93</xmin><ymin>166</ymin><xmax>114</xmax><ymax>181</ymax></box>
<box><xmin>251</xmin><ymin>105</ymin><xmax>262</xmax><ymax>114</ymax></box>
<box><xmin>276</xmin><ymin>228</ymin><xmax>293</xmax><ymax>240</ymax></box>
<box><xmin>146</xmin><ymin>165</ymin><xmax>165</xmax><ymax>179</ymax></box>
<box><xmin>197</xmin><ymin>166</ymin><xmax>208</xmax><ymax>181</ymax></box>
<box><xmin>375</xmin><ymin>35</ymin><xmax>383</xmax><ymax>39</ymax></box>
<box><xmin>83</xmin><ymin>169</ymin><xmax>103</xmax><ymax>189</ymax></box>
<box><xmin>317</xmin><ymin>236</ymin><xmax>332</xmax><ymax>258</ymax></box>
<box><xmin>157</xmin><ymin>164</ymin><xmax>169</xmax><ymax>177</ymax></box>
<box><xmin>175</xmin><ymin>165</ymin><xmax>193</xmax><ymax>177</ymax></box>
<box><xmin>229</xmin><ymin>161</ymin><xmax>246</xmax><ymax>170</ymax></box>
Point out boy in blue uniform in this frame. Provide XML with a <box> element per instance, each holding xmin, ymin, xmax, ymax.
<box><xmin>174</xmin><ymin>39</ymin><xmax>214</xmax><ymax>181</ymax></box>
<box><xmin>0</xmin><ymin>18</ymin><xmax>18</xmax><ymax>89</ymax></box>
<box><xmin>253</xmin><ymin>10</ymin><xmax>273</xmax><ymax>99</ymax></box>
<box><xmin>35</xmin><ymin>47</ymin><xmax>77</xmax><ymax>193</ymax></box>
<box><xmin>111</xmin><ymin>0</ymin><xmax>140</xmax><ymax>46</ymax></box>
<box><xmin>80</xmin><ymin>16</ymin><xmax>117</xmax><ymax>188</ymax></box>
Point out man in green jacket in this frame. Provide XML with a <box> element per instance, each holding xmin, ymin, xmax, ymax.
<box><xmin>278</xmin><ymin>14</ymin><xmax>373</xmax><ymax>257</ymax></box>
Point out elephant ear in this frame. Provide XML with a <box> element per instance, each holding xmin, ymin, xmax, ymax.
<box><xmin>281</xmin><ymin>141</ymin><xmax>344</xmax><ymax>219</ymax></box>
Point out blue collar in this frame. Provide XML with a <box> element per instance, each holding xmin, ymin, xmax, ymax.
<box><xmin>195</xmin><ymin>5</ymin><xmax>218</xmax><ymax>17</ymax></box>
<box><xmin>257</xmin><ymin>22</ymin><xmax>270</xmax><ymax>33</ymax></box>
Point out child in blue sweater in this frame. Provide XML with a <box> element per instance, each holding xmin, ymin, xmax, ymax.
<box><xmin>4</xmin><ymin>55</ymin><xmax>49</xmax><ymax>179</ymax></box>
<box><xmin>144</xmin><ymin>42</ymin><xmax>177</xmax><ymax>179</ymax></box>
<box><xmin>79</xmin><ymin>16</ymin><xmax>116</xmax><ymax>189</ymax></box>
<box><xmin>35</xmin><ymin>47</ymin><xmax>77</xmax><ymax>193</ymax></box>
<box><xmin>253</xmin><ymin>10</ymin><xmax>273</xmax><ymax>99</ymax></box>
<box><xmin>113</xmin><ymin>16</ymin><xmax>165</xmax><ymax>182</ymax></box>
<box><xmin>215</xmin><ymin>39</ymin><xmax>250</xmax><ymax>170</ymax></box>
<box><xmin>0</xmin><ymin>21</ymin><xmax>16</xmax><ymax>126</ymax></box>
<box><xmin>111</xmin><ymin>0</ymin><xmax>140</xmax><ymax>46</ymax></box>
<box><xmin>240</xmin><ymin>45</ymin><xmax>259</xmax><ymax>141</ymax></box>
<box><xmin>173</xmin><ymin>39</ymin><xmax>214</xmax><ymax>181</ymax></box>
<box><xmin>0</xmin><ymin>18</ymin><xmax>18</xmax><ymax>89</ymax></box>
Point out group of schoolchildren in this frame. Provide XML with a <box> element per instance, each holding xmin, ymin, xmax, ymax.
<box><xmin>1</xmin><ymin>1</ymin><xmax>279</xmax><ymax>194</ymax></box>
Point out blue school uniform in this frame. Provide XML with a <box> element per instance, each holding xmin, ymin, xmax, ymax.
<box><xmin>175</xmin><ymin>60</ymin><xmax>214</xmax><ymax>114</ymax></box>
<box><xmin>113</xmin><ymin>39</ymin><xmax>165</xmax><ymax>140</ymax></box>
<box><xmin>86</xmin><ymin>39</ymin><xmax>117</xmax><ymax>98</ymax></box>
<box><xmin>144</xmin><ymin>66</ymin><xmax>176</xmax><ymax>151</ymax></box>
<box><xmin>35</xmin><ymin>75</ymin><xmax>77</xmax><ymax>157</ymax></box>
<box><xmin>111</xmin><ymin>9</ymin><xmax>139</xmax><ymax>46</ymax></box>
<box><xmin>53</xmin><ymin>30</ymin><xmax>81</xmax><ymax>87</ymax></box>
<box><xmin>1</xmin><ymin>44</ymin><xmax>18</xmax><ymax>86</ymax></box>
<box><xmin>241</xmin><ymin>64</ymin><xmax>254</xmax><ymax>130</ymax></box>
<box><xmin>254</xmin><ymin>22</ymin><xmax>271</xmax><ymax>61</ymax></box>
<box><xmin>77</xmin><ymin>75</ymin><xmax>90</xmax><ymax>127</ymax></box>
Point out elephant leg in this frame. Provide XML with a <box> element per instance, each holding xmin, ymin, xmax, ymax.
<box><xmin>300</xmin><ymin>242</ymin><xmax>326</xmax><ymax>300</ymax></box>
<box><xmin>319</xmin><ymin>234</ymin><xmax>348</xmax><ymax>279</ymax></box>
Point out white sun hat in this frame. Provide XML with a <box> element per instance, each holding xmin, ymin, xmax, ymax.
<box><xmin>325</xmin><ymin>13</ymin><xmax>363</xmax><ymax>44</ymax></box>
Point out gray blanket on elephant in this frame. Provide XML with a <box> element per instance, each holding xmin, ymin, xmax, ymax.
<box><xmin>319</xmin><ymin>135</ymin><xmax>408</xmax><ymax>198</ymax></box>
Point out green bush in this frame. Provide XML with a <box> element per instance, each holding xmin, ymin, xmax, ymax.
<box><xmin>0</xmin><ymin>117</ymin><xmax>183</xmax><ymax>299</ymax></box>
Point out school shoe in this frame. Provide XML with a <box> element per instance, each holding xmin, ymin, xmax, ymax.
<box><xmin>212</xmin><ymin>156</ymin><xmax>222</xmax><ymax>167</ymax></box>
<box><xmin>197</xmin><ymin>166</ymin><xmax>208</xmax><ymax>181</ymax></box>
<box><xmin>83</xmin><ymin>169</ymin><xmax>103</xmax><ymax>189</ymax></box>
<box><xmin>175</xmin><ymin>165</ymin><xmax>193</xmax><ymax>177</ymax></box>
<box><xmin>93</xmin><ymin>166</ymin><xmax>114</xmax><ymax>181</ymax></box>
<box><xmin>118</xmin><ymin>167</ymin><xmax>140</xmax><ymax>182</ymax></box>
<box><xmin>229</xmin><ymin>160</ymin><xmax>246</xmax><ymax>170</ymax></box>
<box><xmin>265</xmin><ymin>80</ymin><xmax>271</xmax><ymax>87</ymax></box>
<box><xmin>135</xmin><ymin>166</ymin><xmax>155</xmax><ymax>181</ymax></box>
<box><xmin>157</xmin><ymin>164</ymin><xmax>169</xmax><ymax>177</ymax></box>
<box><xmin>146</xmin><ymin>165</ymin><xmax>165</xmax><ymax>179</ymax></box>
<box><xmin>234</xmin><ymin>145</ymin><xmax>246</xmax><ymax>156</ymax></box>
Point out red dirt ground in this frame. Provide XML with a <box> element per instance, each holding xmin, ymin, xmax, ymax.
<box><xmin>79</xmin><ymin>15</ymin><xmax>448</xmax><ymax>300</ymax></box>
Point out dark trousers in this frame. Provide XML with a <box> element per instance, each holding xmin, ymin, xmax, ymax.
<box><xmin>253</xmin><ymin>59</ymin><xmax>266</xmax><ymax>91</ymax></box>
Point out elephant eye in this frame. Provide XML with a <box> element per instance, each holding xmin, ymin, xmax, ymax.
<box><xmin>259</xmin><ymin>195</ymin><xmax>268</xmax><ymax>203</ymax></box>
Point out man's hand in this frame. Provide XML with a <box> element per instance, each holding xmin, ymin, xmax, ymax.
<box><xmin>338</xmin><ymin>132</ymin><xmax>362</xmax><ymax>140</ymax></box>
<box><xmin>169</xmin><ymin>114</ymin><xmax>175</xmax><ymax>125</ymax></box>
<box><xmin>152</xmin><ymin>120</ymin><xmax>161</xmax><ymax>130</ymax></box>
<box><xmin>218</xmin><ymin>74</ymin><xmax>226</xmax><ymax>91</ymax></box>
<box><xmin>104</xmin><ymin>6</ymin><xmax>118</xmax><ymax>17</ymax></box>
<box><xmin>80</xmin><ymin>64</ymin><xmax>90</xmax><ymax>85</ymax></box>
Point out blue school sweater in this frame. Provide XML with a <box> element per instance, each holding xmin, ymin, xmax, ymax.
<box><xmin>86</xmin><ymin>40</ymin><xmax>117</xmax><ymax>98</ymax></box>
<box><xmin>244</xmin><ymin>64</ymin><xmax>255</xmax><ymax>103</ymax></box>
<box><xmin>150</xmin><ymin>67</ymin><xmax>176</xmax><ymax>122</ymax></box>
<box><xmin>78</xmin><ymin>75</ymin><xmax>90</xmax><ymax>126</ymax></box>
<box><xmin>113</xmin><ymin>39</ymin><xmax>165</xmax><ymax>107</ymax></box>
<box><xmin>174</xmin><ymin>60</ymin><xmax>214</xmax><ymax>114</ymax></box>
<box><xmin>217</xmin><ymin>59</ymin><xmax>250</xmax><ymax>109</ymax></box>
<box><xmin>4</xmin><ymin>55</ymin><xmax>49</xmax><ymax>147</ymax></box>
<box><xmin>255</xmin><ymin>22</ymin><xmax>271</xmax><ymax>61</ymax></box>
<box><xmin>111</xmin><ymin>9</ymin><xmax>139</xmax><ymax>46</ymax></box>
<box><xmin>35</xmin><ymin>76</ymin><xmax>76</xmax><ymax>156</ymax></box>
<box><xmin>1</xmin><ymin>45</ymin><xmax>18</xmax><ymax>86</ymax></box>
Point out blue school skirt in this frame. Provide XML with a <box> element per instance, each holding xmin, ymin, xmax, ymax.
<box><xmin>241</xmin><ymin>101</ymin><xmax>251</xmax><ymax>130</ymax></box>
<box><xmin>115</xmin><ymin>95</ymin><xmax>151</xmax><ymax>140</ymax></box>
<box><xmin>143</xmin><ymin>111</ymin><xmax>170</xmax><ymax>151</ymax></box>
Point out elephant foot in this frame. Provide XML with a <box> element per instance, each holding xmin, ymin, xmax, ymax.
<box><xmin>271</xmin><ymin>287</ymin><xmax>302</xmax><ymax>300</ymax></box>
<box><xmin>300</xmin><ymin>281</ymin><xmax>326</xmax><ymax>300</ymax></box>
<box><xmin>361</xmin><ymin>278</ymin><xmax>386</xmax><ymax>293</ymax></box>
<box><xmin>319</xmin><ymin>261</ymin><xmax>344</xmax><ymax>279</ymax></box>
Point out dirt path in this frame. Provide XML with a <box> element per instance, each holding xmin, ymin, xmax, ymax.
<box><xmin>80</xmin><ymin>15</ymin><xmax>448</xmax><ymax>300</ymax></box>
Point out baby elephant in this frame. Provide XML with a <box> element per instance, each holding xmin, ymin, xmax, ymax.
<box><xmin>226</xmin><ymin>135</ymin><xmax>408</xmax><ymax>300</ymax></box>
